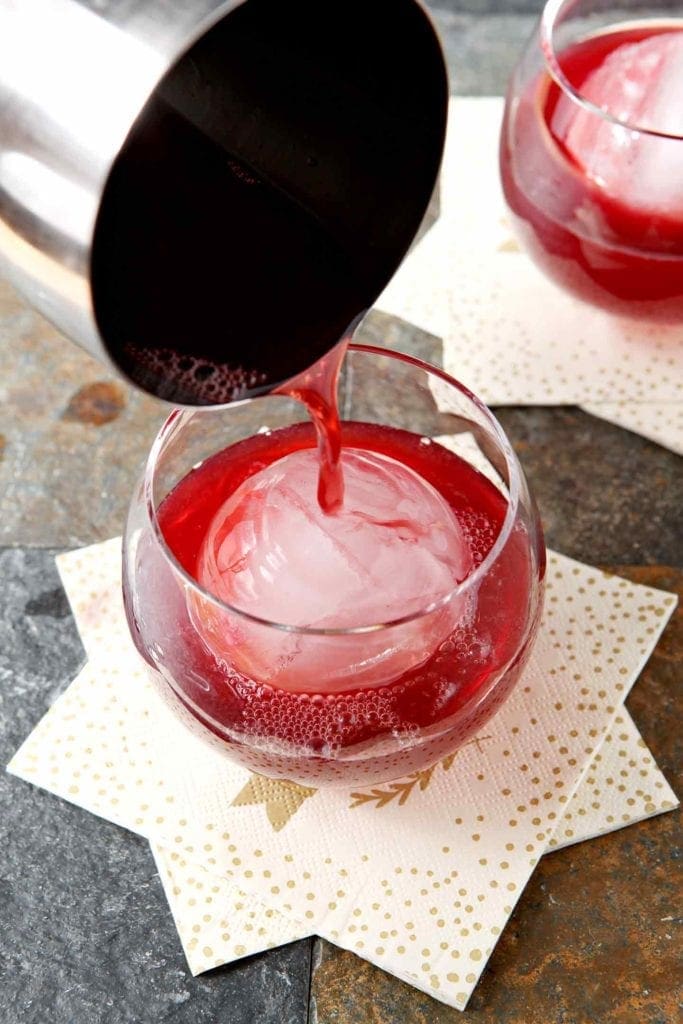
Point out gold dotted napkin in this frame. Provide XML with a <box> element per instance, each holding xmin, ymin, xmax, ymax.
<box><xmin>377</xmin><ymin>97</ymin><xmax>683</xmax><ymax>455</ymax></box>
<box><xmin>8</xmin><ymin>534</ymin><xmax>678</xmax><ymax>1011</ymax></box>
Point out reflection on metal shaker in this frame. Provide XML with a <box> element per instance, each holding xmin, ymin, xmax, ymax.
<box><xmin>0</xmin><ymin>0</ymin><xmax>447</xmax><ymax>404</ymax></box>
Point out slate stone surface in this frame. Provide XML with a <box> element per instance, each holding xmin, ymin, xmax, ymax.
<box><xmin>433</xmin><ymin>8</ymin><xmax>536</xmax><ymax>94</ymax></box>
<box><xmin>0</xmin><ymin>549</ymin><xmax>313</xmax><ymax>1024</ymax></box>
<box><xmin>495</xmin><ymin>406</ymin><xmax>682</xmax><ymax>567</ymax></box>
<box><xmin>0</xmin><ymin>280</ymin><xmax>165</xmax><ymax>549</ymax></box>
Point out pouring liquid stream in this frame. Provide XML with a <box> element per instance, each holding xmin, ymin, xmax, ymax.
<box><xmin>275</xmin><ymin>338</ymin><xmax>348</xmax><ymax>514</ymax></box>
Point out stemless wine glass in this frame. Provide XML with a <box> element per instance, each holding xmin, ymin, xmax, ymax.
<box><xmin>123</xmin><ymin>345</ymin><xmax>545</xmax><ymax>787</ymax></box>
<box><xmin>500</xmin><ymin>0</ymin><xmax>683</xmax><ymax>322</ymax></box>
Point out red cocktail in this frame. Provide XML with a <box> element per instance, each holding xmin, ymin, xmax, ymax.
<box><xmin>123</xmin><ymin>346</ymin><xmax>545</xmax><ymax>786</ymax></box>
<box><xmin>500</xmin><ymin>0</ymin><xmax>683</xmax><ymax>321</ymax></box>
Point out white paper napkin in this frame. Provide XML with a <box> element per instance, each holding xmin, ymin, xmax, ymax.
<box><xmin>150</xmin><ymin>703</ymin><xmax>677</xmax><ymax>973</ymax></box>
<box><xmin>376</xmin><ymin>97</ymin><xmax>683</xmax><ymax>454</ymax></box>
<box><xmin>549</xmin><ymin>710</ymin><xmax>677</xmax><ymax>852</ymax></box>
<box><xmin>8</xmin><ymin>530</ymin><xmax>677</xmax><ymax>1010</ymax></box>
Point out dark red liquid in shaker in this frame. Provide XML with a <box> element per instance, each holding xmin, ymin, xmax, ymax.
<box><xmin>91</xmin><ymin>0</ymin><xmax>447</xmax><ymax>404</ymax></box>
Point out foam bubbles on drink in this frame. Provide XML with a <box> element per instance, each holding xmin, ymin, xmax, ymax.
<box><xmin>122</xmin><ymin>343</ymin><xmax>268</xmax><ymax>404</ymax></box>
<box><xmin>459</xmin><ymin>509</ymin><xmax>496</xmax><ymax>566</ymax></box>
<box><xmin>238</xmin><ymin>682</ymin><xmax>408</xmax><ymax>757</ymax></box>
<box><xmin>226</xmin><ymin>614</ymin><xmax>491</xmax><ymax>758</ymax></box>
<box><xmin>193</xmin><ymin>447</ymin><xmax>474</xmax><ymax>693</ymax></box>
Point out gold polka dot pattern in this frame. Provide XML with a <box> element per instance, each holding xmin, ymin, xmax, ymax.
<box><xmin>150</xmin><ymin>845</ymin><xmax>312</xmax><ymax>974</ymax></box>
<box><xmin>550</xmin><ymin>712</ymin><xmax>677</xmax><ymax>851</ymax></box>
<box><xmin>6</xmin><ymin>538</ymin><xmax>678</xmax><ymax>1009</ymax></box>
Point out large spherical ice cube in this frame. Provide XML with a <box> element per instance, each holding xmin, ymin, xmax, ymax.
<box><xmin>190</xmin><ymin>447</ymin><xmax>474</xmax><ymax>693</ymax></box>
<box><xmin>557</xmin><ymin>31</ymin><xmax>683</xmax><ymax>216</ymax></box>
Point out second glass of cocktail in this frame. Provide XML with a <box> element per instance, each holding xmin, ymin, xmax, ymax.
<box><xmin>123</xmin><ymin>345</ymin><xmax>545</xmax><ymax>787</ymax></box>
<box><xmin>500</xmin><ymin>0</ymin><xmax>683</xmax><ymax>322</ymax></box>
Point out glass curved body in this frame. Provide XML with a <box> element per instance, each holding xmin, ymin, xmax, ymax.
<box><xmin>123</xmin><ymin>346</ymin><xmax>545</xmax><ymax>787</ymax></box>
<box><xmin>500</xmin><ymin>0</ymin><xmax>683</xmax><ymax>322</ymax></box>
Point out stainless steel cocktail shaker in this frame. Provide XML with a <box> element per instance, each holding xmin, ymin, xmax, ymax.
<box><xmin>0</xmin><ymin>0</ymin><xmax>447</xmax><ymax>404</ymax></box>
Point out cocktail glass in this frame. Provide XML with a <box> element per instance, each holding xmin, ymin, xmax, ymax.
<box><xmin>500</xmin><ymin>0</ymin><xmax>683</xmax><ymax>321</ymax></box>
<box><xmin>123</xmin><ymin>345</ymin><xmax>545</xmax><ymax>786</ymax></box>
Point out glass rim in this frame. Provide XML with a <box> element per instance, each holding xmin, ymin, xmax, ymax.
<box><xmin>540</xmin><ymin>0</ymin><xmax>683</xmax><ymax>141</ymax></box>
<box><xmin>143</xmin><ymin>343</ymin><xmax>523</xmax><ymax>636</ymax></box>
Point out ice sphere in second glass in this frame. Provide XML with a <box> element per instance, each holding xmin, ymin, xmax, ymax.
<box><xmin>192</xmin><ymin>447</ymin><xmax>473</xmax><ymax>692</ymax></box>
<box><xmin>555</xmin><ymin>31</ymin><xmax>683</xmax><ymax>215</ymax></box>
